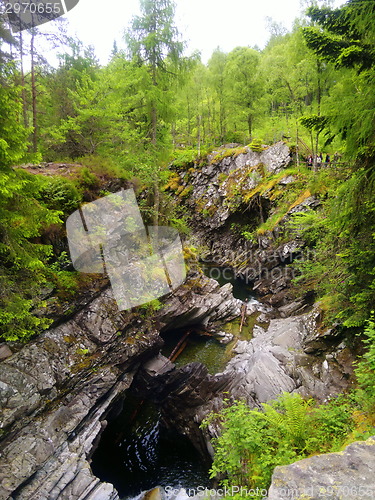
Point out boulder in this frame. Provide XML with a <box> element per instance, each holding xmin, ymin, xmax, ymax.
<box><xmin>268</xmin><ymin>437</ymin><xmax>375</xmax><ymax>500</ymax></box>
<box><xmin>0</xmin><ymin>344</ymin><xmax>12</xmax><ymax>361</ymax></box>
<box><xmin>158</xmin><ymin>272</ymin><xmax>242</xmax><ymax>331</ymax></box>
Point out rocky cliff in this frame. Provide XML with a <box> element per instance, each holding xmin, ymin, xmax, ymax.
<box><xmin>167</xmin><ymin>141</ymin><xmax>319</xmax><ymax>310</ymax></box>
<box><xmin>0</xmin><ymin>272</ymin><xmax>240</xmax><ymax>500</ymax></box>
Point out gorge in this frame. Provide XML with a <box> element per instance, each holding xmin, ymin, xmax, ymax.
<box><xmin>1</xmin><ymin>142</ymin><xmax>373</xmax><ymax>500</ymax></box>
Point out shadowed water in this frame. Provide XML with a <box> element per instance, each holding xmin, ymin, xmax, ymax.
<box><xmin>91</xmin><ymin>395</ymin><xmax>210</xmax><ymax>499</ymax></box>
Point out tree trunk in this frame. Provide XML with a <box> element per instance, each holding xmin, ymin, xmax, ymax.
<box><xmin>314</xmin><ymin>58</ymin><xmax>322</xmax><ymax>171</ymax></box>
<box><xmin>296</xmin><ymin>119</ymin><xmax>300</xmax><ymax>168</ymax></box>
<box><xmin>186</xmin><ymin>95</ymin><xmax>191</xmax><ymax>145</ymax></box>
<box><xmin>197</xmin><ymin>114</ymin><xmax>201</xmax><ymax>156</ymax></box>
<box><xmin>151</xmin><ymin>105</ymin><xmax>157</xmax><ymax>145</ymax></box>
<box><xmin>30</xmin><ymin>30</ymin><xmax>37</xmax><ymax>153</ymax></box>
<box><xmin>247</xmin><ymin>113</ymin><xmax>253</xmax><ymax>141</ymax></box>
<box><xmin>19</xmin><ymin>32</ymin><xmax>28</xmax><ymax>128</ymax></box>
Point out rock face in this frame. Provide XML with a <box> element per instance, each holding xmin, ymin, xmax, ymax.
<box><xmin>268</xmin><ymin>436</ymin><xmax>375</xmax><ymax>500</ymax></box>
<box><xmin>157</xmin><ymin>271</ymin><xmax>242</xmax><ymax>331</ymax></box>
<box><xmin>170</xmin><ymin>142</ymin><xmax>320</xmax><ymax>309</ymax></box>
<box><xmin>0</xmin><ymin>287</ymin><xmax>154</xmax><ymax>500</ymax></box>
<box><xmin>0</xmin><ymin>272</ymin><xmax>240</xmax><ymax>500</ymax></box>
<box><xmin>126</xmin><ymin>304</ymin><xmax>355</xmax><ymax>462</ymax></box>
<box><xmin>178</xmin><ymin>142</ymin><xmax>291</xmax><ymax>232</ymax></box>
<box><xmin>224</xmin><ymin>306</ymin><xmax>354</xmax><ymax>404</ymax></box>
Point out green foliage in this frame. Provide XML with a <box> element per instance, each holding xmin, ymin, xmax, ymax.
<box><xmin>303</xmin><ymin>3</ymin><xmax>375</xmax><ymax>72</ymax></box>
<box><xmin>302</xmin><ymin>1</ymin><xmax>375</xmax><ymax>159</ymax></box>
<box><xmin>0</xmin><ymin>293</ymin><xmax>52</xmax><ymax>342</ymax></box>
<box><xmin>0</xmin><ymin>168</ymin><xmax>64</xmax><ymax>341</ymax></box>
<box><xmin>354</xmin><ymin>313</ymin><xmax>375</xmax><ymax>409</ymax></box>
<box><xmin>170</xmin><ymin>149</ymin><xmax>199</xmax><ymax>168</ymax></box>
<box><xmin>289</xmin><ymin>169</ymin><xmax>375</xmax><ymax>327</ymax></box>
<box><xmin>77</xmin><ymin>167</ymin><xmax>100</xmax><ymax>188</ymax></box>
<box><xmin>0</xmin><ymin>77</ymin><xmax>29</xmax><ymax>167</ymax></box>
<box><xmin>305</xmin><ymin>394</ymin><xmax>355</xmax><ymax>453</ymax></box>
<box><xmin>202</xmin><ymin>391</ymin><xmax>372</xmax><ymax>495</ymax></box>
<box><xmin>138</xmin><ymin>298</ymin><xmax>163</xmax><ymax>315</ymax></box>
<box><xmin>38</xmin><ymin>176</ymin><xmax>82</xmax><ymax>213</ymax></box>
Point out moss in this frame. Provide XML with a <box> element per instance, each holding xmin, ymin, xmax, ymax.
<box><xmin>179</xmin><ymin>186</ymin><xmax>193</xmax><ymax>198</ymax></box>
<box><xmin>288</xmin><ymin>189</ymin><xmax>312</xmax><ymax>211</ymax></box>
<box><xmin>218</xmin><ymin>172</ymin><xmax>228</xmax><ymax>184</ymax></box>
<box><xmin>247</xmin><ymin>138</ymin><xmax>265</xmax><ymax>152</ymax></box>
<box><xmin>42</xmin><ymin>338</ymin><xmax>61</xmax><ymax>354</ymax></box>
<box><xmin>202</xmin><ymin>205</ymin><xmax>217</xmax><ymax>217</ymax></box>
<box><xmin>63</xmin><ymin>335</ymin><xmax>77</xmax><ymax>344</ymax></box>
<box><xmin>163</xmin><ymin>173</ymin><xmax>181</xmax><ymax>191</ymax></box>
<box><xmin>71</xmin><ymin>358</ymin><xmax>94</xmax><ymax>373</ymax></box>
<box><xmin>183</xmin><ymin>245</ymin><xmax>198</xmax><ymax>260</ymax></box>
<box><xmin>210</xmin><ymin>146</ymin><xmax>249</xmax><ymax>165</ymax></box>
<box><xmin>71</xmin><ymin>351</ymin><xmax>100</xmax><ymax>373</ymax></box>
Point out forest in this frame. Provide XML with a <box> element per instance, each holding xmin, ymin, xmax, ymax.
<box><xmin>1</xmin><ymin>0</ymin><xmax>375</xmax><ymax>339</ymax></box>
<box><xmin>0</xmin><ymin>0</ymin><xmax>375</xmax><ymax>496</ymax></box>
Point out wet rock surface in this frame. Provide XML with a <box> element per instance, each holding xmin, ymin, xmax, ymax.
<box><xmin>224</xmin><ymin>306</ymin><xmax>354</xmax><ymax>404</ymax></box>
<box><xmin>0</xmin><ymin>272</ymin><xmax>240</xmax><ymax>500</ymax></box>
<box><xmin>157</xmin><ymin>272</ymin><xmax>242</xmax><ymax>331</ymax></box>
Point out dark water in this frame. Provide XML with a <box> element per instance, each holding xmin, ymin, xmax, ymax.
<box><xmin>161</xmin><ymin>328</ymin><xmax>228</xmax><ymax>374</ymax></box>
<box><xmin>91</xmin><ymin>395</ymin><xmax>210</xmax><ymax>499</ymax></box>
<box><xmin>200</xmin><ymin>263</ymin><xmax>253</xmax><ymax>301</ymax></box>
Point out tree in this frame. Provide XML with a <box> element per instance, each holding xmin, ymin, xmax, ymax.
<box><xmin>208</xmin><ymin>48</ymin><xmax>228</xmax><ymax>143</ymax></box>
<box><xmin>125</xmin><ymin>0</ymin><xmax>184</xmax><ymax>146</ymax></box>
<box><xmin>302</xmin><ymin>0</ymin><xmax>375</xmax><ymax>160</ymax></box>
<box><xmin>224</xmin><ymin>47</ymin><xmax>261</xmax><ymax>141</ymax></box>
<box><xmin>39</xmin><ymin>38</ymin><xmax>100</xmax><ymax>158</ymax></box>
<box><xmin>125</xmin><ymin>0</ymin><xmax>185</xmax><ymax>226</ymax></box>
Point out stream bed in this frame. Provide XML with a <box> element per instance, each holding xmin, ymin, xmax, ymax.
<box><xmin>91</xmin><ymin>394</ymin><xmax>210</xmax><ymax>499</ymax></box>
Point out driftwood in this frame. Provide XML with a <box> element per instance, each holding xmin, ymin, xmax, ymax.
<box><xmin>239</xmin><ymin>303</ymin><xmax>247</xmax><ymax>334</ymax></box>
<box><xmin>168</xmin><ymin>330</ymin><xmax>191</xmax><ymax>361</ymax></box>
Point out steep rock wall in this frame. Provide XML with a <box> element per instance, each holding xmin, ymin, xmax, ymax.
<box><xmin>0</xmin><ymin>272</ymin><xmax>241</xmax><ymax>500</ymax></box>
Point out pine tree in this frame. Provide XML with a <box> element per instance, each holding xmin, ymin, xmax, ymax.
<box><xmin>125</xmin><ymin>0</ymin><xmax>184</xmax><ymax>145</ymax></box>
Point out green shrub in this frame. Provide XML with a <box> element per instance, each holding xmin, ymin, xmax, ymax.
<box><xmin>354</xmin><ymin>313</ymin><xmax>375</xmax><ymax>410</ymax></box>
<box><xmin>0</xmin><ymin>169</ymin><xmax>62</xmax><ymax>341</ymax></box>
<box><xmin>77</xmin><ymin>167</ymin><xmax>100</xmax><ymax>188</ymax></box>
<box><xmin>202</xmin><ymin>391</ymin><xmax>372</xmax><ymax>497</ymax></box>
<box><xmin>170</xmin><ymin>149</ymin><xmax>199</xmax><ymax>168</ymax></box>
<box><xmin>39</xmin><ymin>176</ymin><xmax>82</xmax><ymax>213</ymax></box>
<box><xmin>248</xmin><ymin>138</ymin><xmax>264</xmax><ymax>152</ymax></box>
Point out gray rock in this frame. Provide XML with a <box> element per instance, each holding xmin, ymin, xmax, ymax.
<box><xmin>268</xmin><ymin>436</ymin><xmax>375</xmax><ymax>500</ymax></box>
<box><xmin>278</xmin><ymin>175</ymin><xmax>295</xmax><ymax>185</ymax></box>
<box><xmin>0</xmin><ymin>344</ymin><xmax>12</xmax><ymax>361</ymax></box>
<box><xmin>260</xmin><ymin>141</ymin><xmax>291</xmax><ymax>173</ymax></box>
<box><xmin>213</xmin><ymin>331</ymin><xmax>234</xmax><ymax>344</ymax></box>
<box><xmin>158</xmin><ymin>273</ymin><xmax>242</xmax><ymax>331</ymax></box>
<box><xmin>223</xmin><ymin>310</ymin><xmax>355</xmax><ymax>405</ymax></box>
<box><xmin>0</xmin><ymin>270</ymin><xmax>245</xmax><ymax>499</ymax></box>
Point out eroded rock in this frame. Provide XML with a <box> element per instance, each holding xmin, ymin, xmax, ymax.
<box><xmin>0</xmin><ymin>272</ymin><xmax>243</xmax><ymax>500</ymax></box>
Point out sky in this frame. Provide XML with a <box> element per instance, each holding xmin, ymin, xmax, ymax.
<box><xmin>43</xmin><ymin>0</ymin><xmax>346</xmax><ymax>65</ymax></box>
